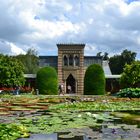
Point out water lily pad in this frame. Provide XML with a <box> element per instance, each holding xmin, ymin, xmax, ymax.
<box><xmin>36</xmin><ymin>103</ymin><xmax>50</xmax><ymax>106</ymax></box>
<box><xmin>0</xmin><ymin>111</ymin><xmax>11</xmax><ymax>115</ymax></box>
<box><xmin>12</xmin><ymin>102</ymin><xmax>34</xmax><ymax>106</ymax></box>
<box><xmin>26</xmin><ymin>105</ymin><xmax>47</xmax><ymax>109</ymax></box>
<box><xmin>111</xmin><ymin>112</ymin><xmax>140</xmax><ymax>122</ymax></box>
<box><xmin>56</xmin><ymin>129</ymin><xmax>70</xmax><ymax>133</ymax></box>
<box><xmin>71</xmin><ymin>132</ymin><xmax>85</xmax><ymax>137</ymax></box>
<box><xmin>12</xmin><ymin>102</ymin><xmax>27</xmax><ymax>105</ymax></box>
<box><xmin>0</xmin><ymin>107</ymin><xmax>9</xmax><ymax>111</ymax></box>
<box><xmin>10</xmin><ymin>106</ymin><xmax>33</xmax><ymax>111</ymax></box>
<box><xmin>59</xmin><ymin>133</ymin><xmax>75</xmax><ymax>138</ymax></box>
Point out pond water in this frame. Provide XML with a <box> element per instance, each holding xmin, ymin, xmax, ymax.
<box><xmin>19</xmin><ymin>111</ymin><xmax>140</xmax><ymax>140</ymax></box>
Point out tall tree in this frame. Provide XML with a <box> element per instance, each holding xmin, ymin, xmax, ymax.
<box><xmin>96</xmin><ymin>52</ymin><xmax>109</xmax><ymax>60</ymax></box>
<box><xmin>0</xmin><ymin>54</ymin><xmax>25</xmax><ymax>87</ymax></box>
<box><xmin>15</xmin><ymin>48</ymin><xmax>39</xmax><ymax>74</ymax></box>
<box><xmin>109</xmin><ymin>49</ymin><xmax>136</xmax><ymax>74</ymax></box>
<box><xmin>96</xmin><ymin>52</ymin><xmax>102</xmax><ymax>57</ymax></box>
<box><xmin>120</xmin><ymin>61</ymin><xmax>140</xmax><ymax>88</ymax></box>
<box><xmin>103</xmin><ymin>52</ymin><xmax>109</xmax><ymax>60</ymax></box>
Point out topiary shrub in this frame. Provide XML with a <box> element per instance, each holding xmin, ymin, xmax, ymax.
<box><xmin>36</xmin><ymin>66</ymin><xmax>58</xmax><ymax>95</ymax></box>
<box><xmin>84</xmin><ymin>64</ymin><xmax>105</xmax><ymax>95</ymax></box>
<box><xmin>117</xmin><ymin>88</ymin><xmax>140</xmax><ymax>98</ymax></box>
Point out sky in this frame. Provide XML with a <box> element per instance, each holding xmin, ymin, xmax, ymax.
<box><xmin>0</xmin><ymin>0</ymin><xmax>140</xmax><ymax>59</ymax></box>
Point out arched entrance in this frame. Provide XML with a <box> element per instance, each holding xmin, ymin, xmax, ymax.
<box><xmin>66</xmin><ymin>74</ymin><xmax>76</xmax><ymax>93</ymax></box>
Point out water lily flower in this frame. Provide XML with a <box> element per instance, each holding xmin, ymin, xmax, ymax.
<box><xmin>102</xmin><ymin>100</ymin><xmax>109</xmax><ymax>103</ymax></box>
<box><xmin>86</xmin><ymin>112</ymin><xmax>92</xmax><ymax>116</ymax></box>
<box><xmin>78</xmin><ymin>114</ymin><xmax>82</xmax><ymax>117</ymax></box>
<box><xmin>112</xmin><ymin>128</ymin><xmax>117</xmax><ymax>134</ymax></box>
<box><xmin>92</xmin><ymin>114</ymin><xmax>98</xmax><ymax>118</ymax></box>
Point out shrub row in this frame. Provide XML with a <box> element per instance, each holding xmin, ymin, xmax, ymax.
<box><xmin>117</xmin><ymin>88</ymin><xmax>140</xmax><ymax>98</ymax></box>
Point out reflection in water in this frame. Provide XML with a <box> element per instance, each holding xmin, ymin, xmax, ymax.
<box><xmin>19</xmin><ymin>133</ymin><xmax>86</xmax><ymax>140</ymax></box>
<box><xmin>19</xmin><ymin>133</ymin><xmax>89</xmax><ymax>140</ymax></box>
<box><xmin>19</xmin><ymin>133</ymin><xmax>57</xmax><ymax>140</ymax></box>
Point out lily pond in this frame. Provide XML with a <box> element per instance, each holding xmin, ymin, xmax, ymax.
<box><xmin>0</xmin><ymin>95</ymin><xmax>140</xmax><ymax>140</ymax></box>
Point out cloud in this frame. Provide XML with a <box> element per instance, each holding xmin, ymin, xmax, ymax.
<box><xmin>0</xmin><ymin>0</ymin><xmax>140</xmax><ymax>59</ymax></box>
<box><xmin>0</xmin><ymin>39</ymin><xmax>26</xmax><ymax>55</ymax></box>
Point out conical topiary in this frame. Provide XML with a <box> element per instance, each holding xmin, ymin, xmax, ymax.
<box><xmin>84</xmin><ymin>64</ymin><xmax>105</xmax><ymax>95</ymax></box>
<box><xmin>36</xmin><ymin>66</ymin><xmax>58</xmax><ymax>95</ymax></box>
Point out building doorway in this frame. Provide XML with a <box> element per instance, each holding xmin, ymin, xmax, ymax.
<box><xmin>66</xmin><ymin>74</ymin><xmax>76</xmax><ymax>93</ymax></box>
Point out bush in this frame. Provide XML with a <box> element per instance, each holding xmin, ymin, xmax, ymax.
<box><xmin>117</xmin><ymin>88</ymin><xmax>140</xmax><ymax>98</ymax></box>
<box><xmin>84</xmin><ymin>64</ymin><xmax>105</xmax><ymax>95</ymax></box>
<box><xmin>120</xmin><ymin>61</ymin><xmax>140</xmax><ymax>88</ymax></box>
<box><xmin>36</xmin><ymin>66</ymin><xmax>58</xmax><ymax>95</ymax></box>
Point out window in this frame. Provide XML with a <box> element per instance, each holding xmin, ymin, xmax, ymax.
<box><xmin>74</xmin><ymin>55</ymin><xmax>79</xmax><ymax>66</ymax></box>
<box><xmin>63</xmin><ymin>55</ymin><xmax>68</xmax><ymax>66</ymax></box>
<box><xmin>69</xmin><ymin>55</ymin><xmax>73</xmax><ymax>66</ymax></box>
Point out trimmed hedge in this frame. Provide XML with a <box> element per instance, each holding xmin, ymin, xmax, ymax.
<box><xmin>36</xmin><ymin>66</ymin><xmax>58</xmax><ymax>95</ymax></box>
<box><xmin>84</xmin><ymin>64</ymin><xmax>105</xmax><ymax>95</ymax></box>
<box><xmin>117</xmin><ymin>88</ymin><xmax>140</xmax><ymax>98</ymax></box>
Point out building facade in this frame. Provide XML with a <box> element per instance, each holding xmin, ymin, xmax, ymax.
<box><xmin>39</xmin><ymin>43</ymin><xmax>107</xmax><ymax>94</ymax></box>
<box><xmin>57</xmin><ymin>44</ymin><xmax>85</xmax><ymax>94</ymax></box>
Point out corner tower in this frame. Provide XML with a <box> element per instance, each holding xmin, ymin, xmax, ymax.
<box><xmin>57</xmin><ymin>44</ymin><xmax>85</xmax><ymax>94</ymax></box>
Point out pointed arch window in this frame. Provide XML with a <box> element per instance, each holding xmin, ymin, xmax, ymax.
<box><xmin>63</xmin><ymin>55</ymin><xmax>68</xmax><ymax>66</ymax></box>
<box><xmin>69</xmin><ymin>55</ymin><xmax>73</xmax><ymax>66</ymax></box>
<box><xmin>74</xmin><ymin>55</ymin><xmax>79</xmax><ymax>66</ymax></box>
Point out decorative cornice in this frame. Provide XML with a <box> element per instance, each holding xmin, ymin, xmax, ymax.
<box><xmin>57</xmin><ymin>43</ymin><xmax>85</xmax><ymax>46</ymax></box>
<box><xmin>57</xmin><ymin>43</ymin><xmax>85</xmax><ymax>49</ymax></box>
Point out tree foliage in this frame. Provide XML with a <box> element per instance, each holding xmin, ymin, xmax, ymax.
<box><xmin>0</xmin><ymin>54</ymin><xmax>25</xmax><ymax>87</ymax></box>
<box><xmin>36</xmin><ymin>66</ymin><xmax>58</xmax><ymax>95</ymax></box>
<box><xmin>15</xmin><ymin>48</ymin><xmax>39</xmax><ymax>74</ymax></box>
<box><xmin>120</xmin><ymin>61</ymin><xmax>140</xmax><ymax>88</ymax></box>
<box><xmin>103</xmin><ymin>52</ymin><xmax>109</xmax><ymax>60</ymax></box>
<box><xmin>96</xmin><ymin>52</ymin><xmax>109</xmax><ymax>60</ymax></box>
<box><xmin>96</xmin><ymin>52</ymin><xmax>102</xmax><ymax>57</ymax></box>
<box><xmin>109</xmin><ymin>49</ymin><xmax>136</xmax><ymax>74</ymax></box>
<box><xmin>84</xmin><ymin>64</ymin><xmax>105</xmax><ymax>95</ymax></box>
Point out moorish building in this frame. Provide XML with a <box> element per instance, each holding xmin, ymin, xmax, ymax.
<box><xmin>37</xmin><ymin>43</ymin><xmax>120</xmax><ymax>94</ymax></box>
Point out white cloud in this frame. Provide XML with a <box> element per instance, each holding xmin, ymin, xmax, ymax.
<box><xmin>0</xmin><ymin>0</ymin><xmax>140</xmax><ymax>59</ymax></box>
<box><xmin>10</xmin><ymin>43</ymin><xmax>26</xmax><ymax>55</ymax></box>
<box><xmin>0</xmin><ymin>39</ymin><xmax>26</xmax><ymax>55</ymax></box>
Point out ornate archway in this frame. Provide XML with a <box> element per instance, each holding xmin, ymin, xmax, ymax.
<box><xmin>66</xmin><ymin>74</ymin><xmax>76</xmax><ymax>93</ymax></box>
